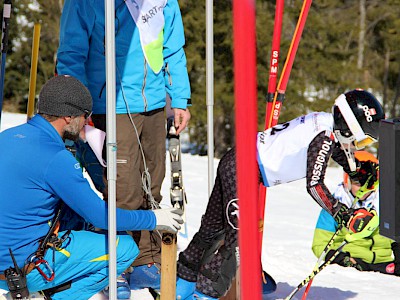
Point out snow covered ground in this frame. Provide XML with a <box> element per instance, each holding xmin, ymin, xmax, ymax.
<box><xmin>1</xmin><ymin>112</ymin><xmax>400</xmax><ymax>299</ymax></box>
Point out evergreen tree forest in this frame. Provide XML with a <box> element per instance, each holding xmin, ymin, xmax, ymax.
<box><xmin>1</xmin><ymin>0</ymin><xmax>400</xmax><ymax>157</ymax></box>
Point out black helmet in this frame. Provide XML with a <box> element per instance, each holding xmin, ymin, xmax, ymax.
<box><xmin>333</xmin><ymin>89</ymin><xmax>385</xmax><ymax>149</ymax></box>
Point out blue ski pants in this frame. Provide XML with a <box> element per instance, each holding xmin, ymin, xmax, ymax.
<box><xmin>0</xmin><ymin>230</ymin><xmax>138</xmax><ymax>300</ymax></box>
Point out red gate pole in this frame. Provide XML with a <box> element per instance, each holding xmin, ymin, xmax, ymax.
<box><xmin>259</xmin><ymin>0</ymin><xmax>312</xmax><ymax>288</ymax></box>
<box><xmin>267</xmin><ymin>0</ymin><xmax>313</xmax><ymax>128</ymax></box>
<box><xmin>265</xmin><ymin>0</ymin><xmax>285</xmax><ymax>127</ymax></box>
<box><xmin>233</xmin><ymin>0</ymin><xmax>261</xmax><ymax>299</ymax></box>
<box><xmin>259</xmin><ymin>0</ymin><xmax>285</xmax><ymax>250</ymax></box>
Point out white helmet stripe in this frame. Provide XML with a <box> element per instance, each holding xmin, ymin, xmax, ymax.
<box><xmin>335</xmin><ymin>94</ymin><xmax>367</xmax><ymax>142</ymax></box>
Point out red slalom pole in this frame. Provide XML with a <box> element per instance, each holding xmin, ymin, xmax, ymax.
<box><xmin>265</xmin><ymin>0</ymin><xmax>285</xmax><ymax>128</ymax></box>
<box><xmin>233</xmin><ymin>0</ymin><xmax>261</xmax><ymax>299</ymax></box>
<box><xmin>260</xmin><ymin>0</ymin><xmax>285</xmax><ymax>233</ymax></box>
<box><xmin>259</xmin><ymin>0</ymin><xmax>312</xmax><ymax>281</ymax></box>
<box><xmin>258</xmin><ymin>0</ymin><xmax>285</xmax><ymax>281</ymax></box>
<box><xmin>267</xmin><ymin>0</ymin><xmax>312</xmax><ymax>128</ymax></box>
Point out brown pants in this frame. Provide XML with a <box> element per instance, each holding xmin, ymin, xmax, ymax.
<box><xmin>92</xmin><ymin>108</ymin><xmax>166</xmax><ymax>266</ymax></box>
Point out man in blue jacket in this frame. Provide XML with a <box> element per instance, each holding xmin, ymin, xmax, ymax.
<box><xmin>56</xmin><ymin>0</ymin><xmax>191</xmax><ymax>293</ymax></box>
<box><xmin>0</xmin><ymin>76</ymin><xmax>183</xmax><ymax>300</ymax></box>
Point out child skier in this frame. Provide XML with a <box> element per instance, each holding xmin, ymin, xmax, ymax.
<box><xmin>176</xmin><ymin>89</ymin><xmax>385</xmax><ymax>299</ymax></box>
<box><xmin>312</xmin><ymin>151</ymin><xmax>400</xmax><ymax>276</ymax></box>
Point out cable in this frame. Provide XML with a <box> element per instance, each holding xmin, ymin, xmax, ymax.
<box><xmin>117</xmin><ymin>67</ymin><xmax>160</xmax><ymax>212</ymax></box>
<box><xmin>117</xmin><ymin>66</ymin><xmax>163</xmax><ymax>241</ymax></box>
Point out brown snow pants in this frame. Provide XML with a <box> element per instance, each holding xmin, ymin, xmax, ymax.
<box><xmin>92</xmin><ymin>108</ymin><xmax>166</xmax><ymax>266</ymax></box>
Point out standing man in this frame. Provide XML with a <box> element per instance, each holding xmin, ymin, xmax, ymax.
<box><xmin>56</xmin><ymin>0</ymin><xmax>191</xmax><ymax>295</ymax></box>
<box><xmin>0</xmin><ymin>76</ymin><xmax>183</xmax><ymax>300</ymax></box>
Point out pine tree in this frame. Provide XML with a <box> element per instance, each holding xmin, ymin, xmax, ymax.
<box><xmin>1</xmin><ymin>0</ymin><xmax>399</xmax><ymax>152</ymax></box>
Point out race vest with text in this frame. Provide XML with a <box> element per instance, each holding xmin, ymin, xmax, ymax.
<box><xmin>126</xmin><ymin>0</ymin><xmax>166</xmax><ymax>74</ymax></box>
<box><xmin>257</xmin><ymin>112</ymin><xmax>334</xmax><ymax>187</ymax></box>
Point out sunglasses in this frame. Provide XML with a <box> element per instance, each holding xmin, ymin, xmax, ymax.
<box><xmin>65</xmin><ymin>102</ymin><xmax>92</xmax><ymax>120</ymax></box>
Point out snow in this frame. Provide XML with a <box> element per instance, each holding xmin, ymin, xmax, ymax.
<box><xmin>1</xmin><ymin>112</ymin><xmax>399</xmax><ymax>300</ymax></box>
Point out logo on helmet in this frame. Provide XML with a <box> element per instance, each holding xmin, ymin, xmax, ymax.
<box><xmin>362</xmin><ymin>105</ymin><xmax>376</xmax><ymax>122</ymax></box>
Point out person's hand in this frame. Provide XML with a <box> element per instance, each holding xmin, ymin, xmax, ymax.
<box><xmin>173</xmin><ymin>108</ymin><xmax>191</xmax><ymax>135</ymax></box>
<box><xmin>325</xmin><ymin>250</ymin><xmax>365</xmax><ymax>270</ymax></box>
<box><xmin>153</xmin><ymin>207</ymin><xmax>184</xmax><ymax>233</ymax></box>
<box><xmin>345</xmin><ymin>208</ymin><xmax>379</xmax><ymax>242</ymax></box>
<box><xmin>333</xmin><ymin>203</ymin><xmax>353</xmax><ymax>226</ymax></box>
<box><xmin>325</xmin><ymin>250</ymin><xmax>351</xmax><ymax>266</ymax></box>
<box><xmin>347</xmin><ymin>208</ymin><xmax>376</xmax><ymax>232</ymax></box>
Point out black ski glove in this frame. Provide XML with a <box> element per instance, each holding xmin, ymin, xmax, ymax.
<box><xmin>325</xmin><ymin>250</ymin><xmax>365</xmax><ymax>270</ymax></box>
<box><xmin>325</xmin><ymin>250</ymin><xmax>350</xmax><ymax>266</ymax></box>
<box><xmin>333</xmin><ymin>203</ymin><xmax>353</xmax><ymax>226</ymax></box>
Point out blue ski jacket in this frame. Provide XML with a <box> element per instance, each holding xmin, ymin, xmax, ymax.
<box><xmin>56</xmin><ymin>0</ymin><xmax>191</xmax><ymax>114</ymax></box>
<box><xmin>0</xmin><ymin>115</ymin><xmax>156</xmax><ymax>272</ymax></box>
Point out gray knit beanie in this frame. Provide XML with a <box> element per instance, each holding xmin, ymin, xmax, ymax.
<box><xmin>37</xmin><ymin>75</ymin><xmax>93</xmax><ymax>117</ymax></box>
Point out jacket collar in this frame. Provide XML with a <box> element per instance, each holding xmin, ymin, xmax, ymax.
<box><xmin>28</xmin><ymin>115</ymin><xmax>66</xmax><ymax>148</ymax></box>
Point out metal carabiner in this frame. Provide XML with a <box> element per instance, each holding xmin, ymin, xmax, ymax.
<box><xmin>34</xmin><ymin>258</ymin><xmax>55</xmax><ymax>282</ymax></box>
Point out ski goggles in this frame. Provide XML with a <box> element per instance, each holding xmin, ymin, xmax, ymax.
<box><xmin>353</xmin><ymin>135</ymin><xmax>377</xmax><ymax>150</ymax></box>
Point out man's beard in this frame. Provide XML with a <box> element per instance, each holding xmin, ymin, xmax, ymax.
<box><xmin>63</xmin><ymin>130</ymin><xmax>80</xmax><ymax>141</ymax></box>
<box><xmin>63</xmin><ymin>118</ymin><xmax>81</xmax><ymax>142</ymax></box>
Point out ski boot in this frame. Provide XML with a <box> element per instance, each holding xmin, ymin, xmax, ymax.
<box><xmin>192</xmin><ymin>290</ymin><xmax>218</xmax><ymax>300</ymax></box>
<box><xmin>129</xmin><ymin>263</ymin><xmax>161</xmax><ymax>290</ymax></box>
<box><xmin>102</xmin><ymin>272</ymin><xmax>131</xmax><ymax>299</ymax></box>
<box><xmin>176</xmin><ymin>277</ymin><xmax>196</xmax><ymax>300</ymax></box>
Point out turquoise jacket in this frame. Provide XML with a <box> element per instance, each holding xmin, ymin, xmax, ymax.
<box><xmin>0</xmin><ymin>115</ymin><xmax>156</xmax><ymax>271</ymax></box>
<box><xmin>57</xmin><ymin>0</ymin><xmax>191</xmax><ymax>114</ymax></box>
<box><xmin>312</xmin><ymin>184</ymin><xmax>394</xmax><ymax>264</ymax></box>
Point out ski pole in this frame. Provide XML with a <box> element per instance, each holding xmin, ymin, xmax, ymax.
<box><xmin>288</xmin><ymin>205</ymin><xmax>379</xmax><ymax>300</ymax></box>
<box><xmin>0</xmin><ymin>0</ymin><xmax>11</xmax><ymax>130</ymax></box>
<box><xmin>301</xmin><ymin>278</ymin><xmax>312</xmax><ymax>300</ymax></box>
<box><xmin>300</xmin><ymin>214</ymin><xmax>348</xmax><ymax>300</ymax></box>
<box><xmin>285</xmin><ymin>241</ymin><xmax>348</xmax><ymax>300</ymax></box>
